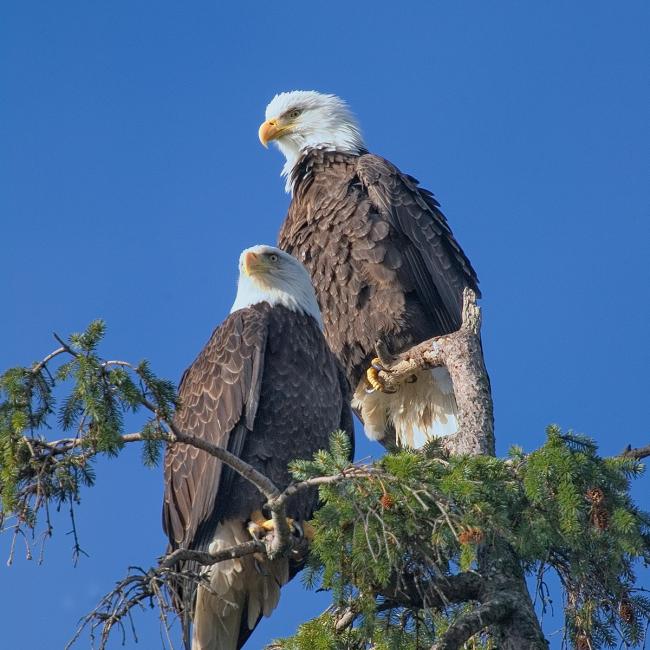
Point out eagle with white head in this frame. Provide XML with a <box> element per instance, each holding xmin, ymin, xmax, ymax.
<box><xmin>163</xmin><ymin>244</ymin><xmax>353</xmax><ymax>650</ymax></box>
<box><xmin>260</xmin><ymin>90</ymin><xmax>480</xmax><ymax>448</ymax></box>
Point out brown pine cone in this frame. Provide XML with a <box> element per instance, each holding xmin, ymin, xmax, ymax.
<box><xmin>591</xmin><ymin>505</ymin><xmax>609</xmax><ymax>531</ymax></box>
<box><xmin>458</xmin><ymin>530</ymin><xmax>472</xmax><ymax>544</ymax></box>
<box><xmin>619</xmin><ymin>598</ymin><xmax>635</xmax><ymax>624</ymax></box>
<box><xmin>459</xmin><ymin>527</ymin><xmax>484</xmax><ymax>544</ymax></box>
<box><xmin>586</xmin><ymin>487</ymin><xmax>605</xmax><ymax>504</ymax></box>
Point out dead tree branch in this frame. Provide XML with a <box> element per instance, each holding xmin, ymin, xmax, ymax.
<box><xmin>160</xmin><ymin>540</ymin><xmax>265</xmax><ymax>570</ymax></box>
<box><xmin>621</xmin><ymin>443</ymin><xmax>650</xmax><ymax>460</ymax></box>
<box><xmin>377</xmin><ymin>288</ymin><xmax>494</xmax><ymax>456</ymax></box>
<box><xmin>28</xmin><ymin>428</ymin><xmax>280</xmax><ymax>502</ymax></box>
<box><xmin>31</xmin><ymin>345</ymin><xmax>67</xmax><ymax>374</ymax></box>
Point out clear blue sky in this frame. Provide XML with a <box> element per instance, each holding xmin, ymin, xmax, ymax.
<box><xmin>1</xmin><ymin>2</ymin><xmax>648</xmax><ymax>648</ymax></box>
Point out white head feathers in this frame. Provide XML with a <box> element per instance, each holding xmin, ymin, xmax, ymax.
<box><xmin>230</xmin><ymin>244</ymin><xmax>323</xmax><ymax>328</ymax></box>
<box><xmin>261</xmin><ymin>90</ymin><xmax>365</xmax><ymax>192</ymax></box>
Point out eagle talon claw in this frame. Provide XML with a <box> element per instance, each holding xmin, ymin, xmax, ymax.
<box><xmin>366</xmin><ymin>358</ymin><xmax>397</xmax><ymax>394</ymax></box>
<box><xmin>247</xmin><ymin>511</ymin><xmax>307</xmax><ymax>541</ymax></box>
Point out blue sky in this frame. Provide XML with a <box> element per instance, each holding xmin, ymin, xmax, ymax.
<box><xmin>1</xmin><ymin>1</ymin><xmax>648</xmax><ymax>648</ymax></box>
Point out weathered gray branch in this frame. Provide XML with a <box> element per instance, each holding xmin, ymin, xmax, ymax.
<box><xmin>377</xmin><ymin>288</ymin><xmax>494</xmax><ymax>456</ymax></box>
<box><xmin>159</xmin><ymin>540</ymin><xmax>265</xmax><ymax>570</ymax></box>
<box><xmin>37</xmin><ymin>428</ymin><xmax>281</xmax><ymax>502</ymax></box>
<box><xmin>31</xmin><ymin>345</ymin><xmax>67</xmax><ymax>374</ymax></box>
<box><xmin>621</xmin><ymin>443</ymin><xmax>650</xmax><ymax>460</ymax></box>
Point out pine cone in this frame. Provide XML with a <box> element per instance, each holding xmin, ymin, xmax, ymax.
<box><xmin>586</xmin><ymin>487</ymin><xmax>605</xmax><ymax>504</ymax></box>
<box><xmin>591</xmin><ymin>505</ymin><xmax>609</xmax><ymax>531</ymax></box>
<box><xmin>380</xmin><ymin>492</ymin><xmax>395</xmax><ymax>509</ymax></box>
<box><xmin>459</xmin><ymin>527</ymin><xmax>484</xmax><ymax>544</ymax></box>
<box><xmin>575</xmin><ymin>633</ymin><xmax>590</xmax><ymax>650</ymax></box>
<box><xmin>619</xmin><ymin>598</ymin><xmax>635</xmax><ymax>624</ymax></box>
<box><xmin>459</xmin><ymin>530</ymin><xmax>472</xmax><ymax>544</ymax></box>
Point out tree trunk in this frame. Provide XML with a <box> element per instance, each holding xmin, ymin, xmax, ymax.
<box><xmin>383</xmin><ymin>289</ymin><xmax>548</xmax><ymax>649</ymax></box>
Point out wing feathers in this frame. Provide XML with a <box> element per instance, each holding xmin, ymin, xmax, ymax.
<box><xmin>162</xmin><ymin>308</ymin><xmax>269</xmax><ymax>550</ymax></box>
<box><xmin>356</xmin><ymin>154</ymin><xmax>479</xmax><ymax>332</ymax></box>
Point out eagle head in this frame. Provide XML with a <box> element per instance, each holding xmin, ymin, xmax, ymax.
<box><xmin>230</xmin><ymin>245</ymin><xmax>323</xmax><ymax>327</ymax></box>
<box><xmin>259</xmin><ymin>90</ymin><xmax>365</xmax><ymax>191</ymax></box>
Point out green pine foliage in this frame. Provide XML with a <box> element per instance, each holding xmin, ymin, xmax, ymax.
<box><xmin>276</xmin><ymin>428</ymin><xmax>650</xmax><ymax>649</ymax></box>
<box><xmin>0</xmin><ymin>321</ymin><xmax>176</xmax><ymax>542</ymax></box>
<box><xmin>278</xmin><ymin>610</ymin><xmax>441</xmax><ymax>650</ymax></box>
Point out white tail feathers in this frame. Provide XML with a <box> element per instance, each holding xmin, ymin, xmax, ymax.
<box><xmin>353</xmin><ymin>366</ymin><xmax>458</xmax><ymax>448</ymax></box>
<box><xmin>192</xmin><ymin>520</ymin><xmax>289</xmax><ymax>650</ymax></box>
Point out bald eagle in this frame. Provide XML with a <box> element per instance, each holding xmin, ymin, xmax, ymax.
<box><xmin>260</xmin><ymin>90</ymin><xmax>480</xmax><ymax>448</ymax></box>
<box><xmin>163</xmin><ymin>245</ymin><xmax>353</xmax><ymax>650</ymax></box>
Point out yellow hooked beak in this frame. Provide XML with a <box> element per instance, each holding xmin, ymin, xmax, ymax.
<box><xmin>243</xmin><ymin>251</ymin><xmax>267</xmax><ymax>276</ymax></box>
<box><xmin>258</xmin><ymin>118</ymin><xmax>290</xmax><ymax>147</ymax></box>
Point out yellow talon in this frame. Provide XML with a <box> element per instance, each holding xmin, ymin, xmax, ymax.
<box><xmin>247</xmin><ymin>510</ymin><xmax>296</xmax><ymax>537</ymax></box>
<box><xmin>262</xmin><ymin>516</ymin><xmax>294</xmax><ymax>532</ymax></box>
<box><xmin>249</xmin><ymin>510</ymin><xmax>266</xmax><ymax>527</ymax></box>
<box><xmin>366</xmin><ymin>358</ymin><xmax>386</xmax><ymax>392</ymax></box>
<box><xmin>366</xmin><ymin>366</ymin><xmax>383</xmax><ymax>392</ymax></box>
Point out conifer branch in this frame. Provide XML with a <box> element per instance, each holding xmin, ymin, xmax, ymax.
<box><xmin>22</xmin><ymin>426</ymin><xmax>281</xmax><ymax>502</ymax></box>
<box><xmin>159</xmin><ymin>539</ymin><xmax>265</xmax><ymax>570</ymax></box>
<box><xmin>167</xmin><ymin>427</ymin><xmax>281</xmax><ymax>502</ymax></box>
<box><xmin>430</xmin><ymin>592</ymin><xmax>519</xmax><ymax>650</ymax></box>
<box><xmin>53</xmin><ymin>332</ymin><xmax>79</xmax><ymax>357</ymax></box>
<box><xmin>621</xmin><ymin>443</ymin><xmax>650</xmax><ymax>460</ymax></box>
<box><xmin>31</xmin><ymin>345</ymin><xmax>67</xmax><ymax>374</ymax></box>
<box><xmin>380</xmin><ymin>570</ymin><xmax>483</xmax><ymax>610</ymax></box>
<box><xmin>275</xmin><ymin>466</ymin><xmax>381</xmax><ymax>506</ymax></box>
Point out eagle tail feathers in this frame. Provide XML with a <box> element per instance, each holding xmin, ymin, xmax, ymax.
<box><xmin>191</xmin><ymin>519</ymin><xmax>288</xmax><ymax>650</ymax></box>
<box><xmin>354</xmin><ymin>366</ymin><xmax>459</xmax><ymax>449</ymax></box>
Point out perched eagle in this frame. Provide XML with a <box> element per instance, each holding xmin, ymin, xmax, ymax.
<box><xmin>162</xmin><ymin>245</ymin><xmax>353</xmax><ymax>650</ymax></box>
<box><xmin>259</xmin><ymin>90</ymin><xmax>480</xmax><ymax>448</ymax></box>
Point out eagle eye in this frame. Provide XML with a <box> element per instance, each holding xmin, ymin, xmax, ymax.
<box><xmin>288</xmin><ymin>109</ymin><xmax>302</xmax><ymax>119</ymax></box>
<box><xmin>268</xmin><ymin>253</ymin><xmax>279</xmax><ymax>262</ymax></box>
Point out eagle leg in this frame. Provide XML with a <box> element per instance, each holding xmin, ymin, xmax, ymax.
<box><xmin>366</xmin><ymin>358</ymin><xmax>398</xmax><ymax>394</ymax></box>
<box><xmin>247</xmin><ymin>511</ymin><xmax>304</xmax><ymax>540</ymax></box>
<box><xmin>375</xmin><ymin>340</ymin><xmax>397</xmax><ymax>368</ymax></box>
<box><xmin>366</xmin><ymin>339</ymin><xmax>418</xmax><ymax>393</ymax></box>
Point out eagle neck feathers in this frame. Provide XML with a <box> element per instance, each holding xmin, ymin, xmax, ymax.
<box><xmin>286</xmin><ymin>146</ymin><xmax>367</xmax><ymax>195</ymax></box>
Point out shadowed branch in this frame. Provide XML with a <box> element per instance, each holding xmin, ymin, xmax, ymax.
<box><xmin>431</xmin><ymin>592</ymin><xmax>519</xmax><ymax>650</ymax></box>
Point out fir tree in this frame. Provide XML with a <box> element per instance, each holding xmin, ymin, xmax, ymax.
<box><xmin>1</xmin><ymin>315</ymin><xmax>648</xmax><ymax>649</ymax></box>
